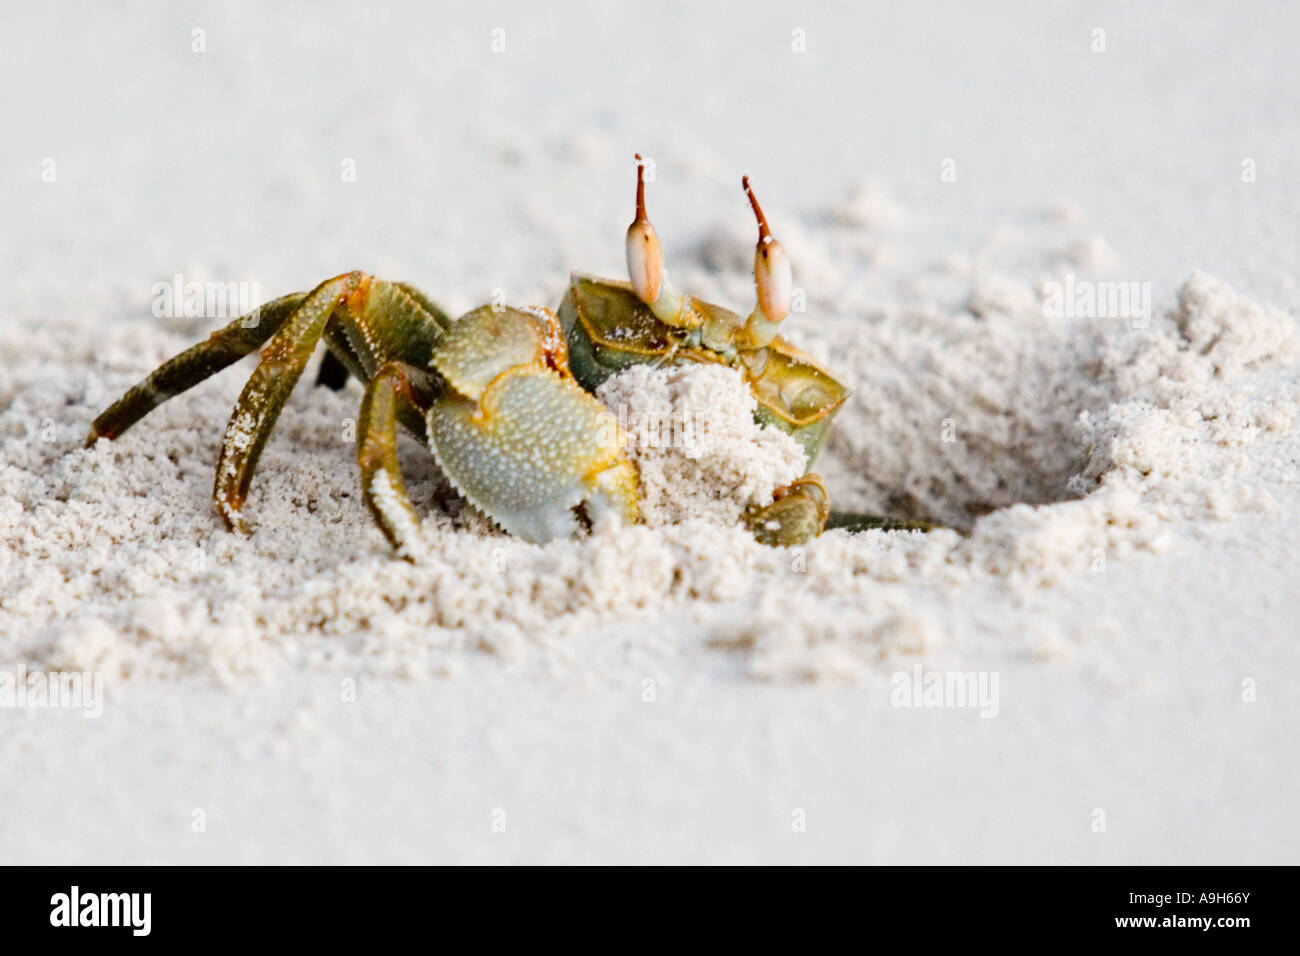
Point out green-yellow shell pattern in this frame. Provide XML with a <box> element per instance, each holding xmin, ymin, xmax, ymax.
<box><xmin>558</xmin><ymin>273</ymin><xmax>849</xmax><ymax>463</ymax></box>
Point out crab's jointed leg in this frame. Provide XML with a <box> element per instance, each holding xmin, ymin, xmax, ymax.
<box><xmin>356</xmin><ymin>360</ymin><xmax>439</xmax><ymax>557</ymax></box>
<box><xmin>824</xmin><ymin>512</ymin><xmax>939</xmax><ymax>534</ymax></box>
<box><xmin>213</xmin><ymin>273</ymin><xmax>364</xmax><ymax>531</ymax></box>
<box><xmin>212</xmin><ymin>272</ymin><xmax>453</xmax><ymax>532</ymax></box>
<box><xmin>85</xmin><ymin>292</ymin><xmax>308</xmax><ymax>445</ymax></box>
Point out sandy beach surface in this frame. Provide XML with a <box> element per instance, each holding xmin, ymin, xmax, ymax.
<box><xmin>2</xmin><ymin>1</ymin><xmax>1298</xmax><ymax>863</ymax></box>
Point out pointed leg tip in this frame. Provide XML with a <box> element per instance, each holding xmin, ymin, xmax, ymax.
<box><xmin>217</xmin><ymin>500</ymin><xmax>250</xmax><ymax>535</ymax></box>
<box><xmin>84</xmin><ymin>419</ymin><xmax>116</xmax><ymax>446</ymax></box>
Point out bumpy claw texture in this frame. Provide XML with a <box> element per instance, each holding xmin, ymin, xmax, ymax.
<box><xmin>426</xmin><ymin>307</ymin><xmax>638</xmax><ymax>544</ymax></box>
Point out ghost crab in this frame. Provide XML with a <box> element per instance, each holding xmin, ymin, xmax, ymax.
<box><xmin>86</xmin><ymin>156</ymin><xmax>922</xmax><ymax>556</ymax></box>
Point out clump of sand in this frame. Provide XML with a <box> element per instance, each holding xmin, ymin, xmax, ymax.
<box><xmin>595</xmin><ymin>363</ymin><xmax>806</xmax><ymax>527</ymax></box>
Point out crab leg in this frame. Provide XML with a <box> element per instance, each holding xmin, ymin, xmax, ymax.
<box><xmin>85</xmin><ymin>292</ymin><xmax>307</xmax><ymax>445</ymax></box>
<box><xmin>213</xmin><ymin>272</ymin><xmax>364</xmax><ymax>531</ymax></box>
<box><xmin>825</xmin><ymin>512</ymin><xmax>939</xmax><ymax>533</ymax></box>
<box><xmin>278</xmin><ymin>277</ymin><xmax>452</xmax><ymax>550</ymax></box>
<box><xmin>356</xmin><ymin>360</ymin><xmax>438</xmax><ymax>557</ymax></box>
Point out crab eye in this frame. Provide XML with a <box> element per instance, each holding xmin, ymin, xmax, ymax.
<box><xmin>743</xmin><ymin>177</ymin><xmax>791</xmax><ymax>322</ymax></box>
<box><xmin>626</xmin><ymin>154</ymin><xmax>664</xmax><ymax>304</ymax></box>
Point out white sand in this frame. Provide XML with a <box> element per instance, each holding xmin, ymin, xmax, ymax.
<box><xmin>2</xmin><ymin>2</ymin><xmax>1298</xmax><ymax>863</ymax></box>
<box><xmin>596</xmin><ymin>363</ymin><xmax>807</xmax><ymax>528</ymax></box>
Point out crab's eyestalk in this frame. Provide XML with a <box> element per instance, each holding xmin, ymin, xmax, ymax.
<box><xmin>624</xmin><ymin>154</ymin><xmax>695</xmax><ymax>329</ymax></box>
<box><xmin>741</xmin><ymin>176</ymin><xmax>792</xmax><ymax>348</ymax></box>
<box><xmin>625</xmin><ymin>155</ymin><xmax>663</xmax><ymax>304</ymax></box>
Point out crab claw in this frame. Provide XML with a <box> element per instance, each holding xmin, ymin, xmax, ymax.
<box><xmin>743</xmin><ymin>474</ymin><xmax>829</xmax><ymax>547</ymax></box>
<box><xmin>425</xmin><ymin>305</ymin><xmax>639</xmax><ymax>543</ymax></box>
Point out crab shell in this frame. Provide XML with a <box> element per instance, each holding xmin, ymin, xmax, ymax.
<box><xmin>558</xmin><ymin>273</ymin><xmax>850</xmax><ymax>462</ymax></box>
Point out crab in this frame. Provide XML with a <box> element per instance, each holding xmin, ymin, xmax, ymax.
<box><xmin>86</xmin><ymin>156</ymin><xmax>924</xmax><ymax>556</ymax></box>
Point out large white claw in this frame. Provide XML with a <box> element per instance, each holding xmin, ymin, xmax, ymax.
<box><xmin>426</xmin><ymin>364</ymin><xmax>638</xmax><ymax>544</ymax></box>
